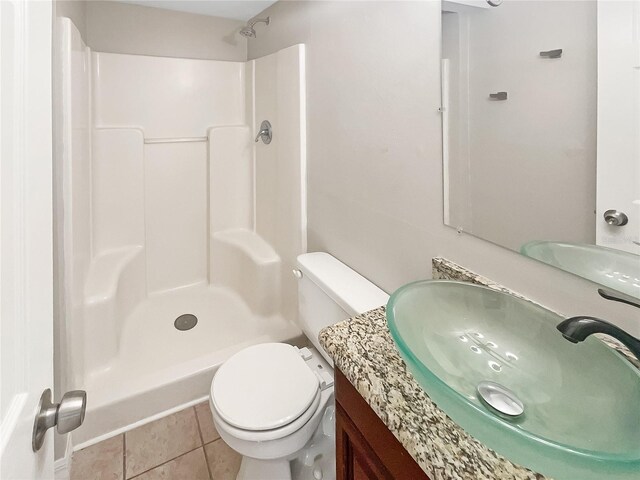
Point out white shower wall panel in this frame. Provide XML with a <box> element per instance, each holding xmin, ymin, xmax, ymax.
<box><xmin>59</xmin><ymin>17</ymin><xmax>92</xmax><ymax>387</ymax></box>
<box><xmin>253</xmin><ymin>45</ymin><xmax>307</xmax><ymax>322</ymax></box>
<box><xmin>144</xmin><ymin>142</ymin><xmax>208</xmax><ymax>293</ymax></box>
<box><xmin>66</xmin><ymin>30</ymin><xmax>91</xmax><ymax>308</ymax></box>
<box><xmin>92</xmin><ymin>52</ymin><xmax>245</xmax><ymax>138</ymax></box>
<box><xmin>92</xmin><ymin>129</ymin><xmax>145</xmax><ymax>255</ymax></box>
<box><xmin>254</xmin><ymin>46</ymin><xmax>306</xmax><ymax>258</ymax></box>
<box><xmin>209</xmin><ymin>126</ymin><xmax>253</xmax><ymax>233</ymax></box>
<box><xmin>254</xmin><ymin>54</ymin><xmax>278</xmax><ymax>243</ymax></box>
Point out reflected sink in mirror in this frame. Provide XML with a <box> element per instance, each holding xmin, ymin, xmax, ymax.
<box><xmin>521</xmin><ymin>241</ymin><xmax>640</xmax><ymax>300</ymax></box>
<box><xmin>387</xmin><ymin>280</ymin><xmax>640</xmax><ymax>480</ymax></box>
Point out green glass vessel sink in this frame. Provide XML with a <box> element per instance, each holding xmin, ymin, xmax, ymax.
<box><xmin>521</xmin><ymin>241</ymin><xmax>640</xmax><ymax>300</ymax></box>
<box><xmin>386</xmin><ymin>280</ymin><xmax>640</xmax><ymax>480</ymax></box>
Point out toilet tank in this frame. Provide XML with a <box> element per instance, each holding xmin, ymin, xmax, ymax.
<box><xmin>296</xmin><ymin>253</ymin><xmax>389</xmax><ymax>359</ymax></box>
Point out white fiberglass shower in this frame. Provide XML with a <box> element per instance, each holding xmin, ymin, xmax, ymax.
<box><xmin>57</xmin><ymin>18</ymin><xmax>306</xmax><ymax>447</ymax></box>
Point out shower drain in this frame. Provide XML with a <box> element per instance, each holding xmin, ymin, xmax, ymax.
<box><xmin>174</xmin><ymin>314</ymin><xmax>198</xmax><ymax>331</ymax></box>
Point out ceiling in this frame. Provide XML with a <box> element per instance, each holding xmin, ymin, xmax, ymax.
<box><xmin>116</xmin><ymin>1</ymin><xmax>277</xmax><ymax>21</ymax></box>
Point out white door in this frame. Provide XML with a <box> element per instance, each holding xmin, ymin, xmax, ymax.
<box><xmin>597</xmin><ymin>0</ymin><xmax>640</xmax><ymax>253</ymax></box>
<box><xmin>1</xmin><ymin>1</ymin><xmax>55</xmax><ymax>478</ymax></box>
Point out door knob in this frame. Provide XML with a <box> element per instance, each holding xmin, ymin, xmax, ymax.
<box><xmin>603</xmin><ymin>209</ymin><xmax>629</xmax><ymax>226</ymax></box>
<box><xmin>32</xmin><ymin>388</ymin><xmax>87</xmax><ymax>451</ymax></box>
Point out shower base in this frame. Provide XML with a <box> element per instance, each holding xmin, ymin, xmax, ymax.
<box><xmin>73</xmin><ymin>283</ymin><xmax>303</xmax><ymax>448</ymax></box>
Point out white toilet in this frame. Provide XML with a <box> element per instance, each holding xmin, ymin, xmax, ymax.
<box><xmin>209</xmin><ymin>252</ymin><xmax>389</xmax><ymax>480</ymax></box>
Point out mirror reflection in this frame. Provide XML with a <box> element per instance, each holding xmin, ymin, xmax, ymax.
<box><xmin>441</xmin><ymin>0</ymin><xmax>640</xmax><ymax>299</ymax></box>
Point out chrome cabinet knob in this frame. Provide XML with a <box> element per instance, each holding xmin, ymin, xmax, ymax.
<box><xmin>603</xmin><ymin>209</ymin><xmax>629</xmax><ymax>226</ymax></box>
<box><xmin>32</xmin><ymin>388</ymin><xmax>87</xmax><ymax>451</ymax></box>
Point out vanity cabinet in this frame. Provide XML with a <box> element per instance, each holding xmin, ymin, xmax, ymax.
<box><xmin>335</xmin><ymin>369</ymin><xmax>430</xmax><ymax>480</ymax></box>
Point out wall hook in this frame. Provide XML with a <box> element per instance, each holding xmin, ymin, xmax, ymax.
<box><xmin>540</xmin><ymin>49</ymin><xmax>562</xmax><ymax>59</ymax></box>
<box><xmin>254</xmin><ymin>120</ymin><xmax>272</xmax><ymax>144</ymax></box>
<box><xmin>489</xmin><ymin>92</ymin><xmax>508</xmax><ymax>101</ymax></box>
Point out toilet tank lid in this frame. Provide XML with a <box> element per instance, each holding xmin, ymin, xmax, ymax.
<box><xmin>297</xmin><ymin>252</ymin><xmax>389</xmax><ymax>316</ymax></box>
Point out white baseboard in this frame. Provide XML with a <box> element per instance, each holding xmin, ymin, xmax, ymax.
<box><xmin>54</xmin><ymin>435</ymin><xmax>73</xmax><ymax>480</ymax></box>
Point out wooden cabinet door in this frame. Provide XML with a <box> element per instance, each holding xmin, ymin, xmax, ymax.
<box><xmin>336</xmin><ymin>403</ymin><xmax>394</xmax><ymax>480</ymax></box>
<box><xmin>335</xmin><ymin>369</ymin><xmax>430</xmax><ymax>480</ymax></box>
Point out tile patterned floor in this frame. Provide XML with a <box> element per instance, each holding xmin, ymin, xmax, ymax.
<box><xmin>70</xmin><ymin>402</ymin><xmax>241</xmax><ymax>480</ymax></box>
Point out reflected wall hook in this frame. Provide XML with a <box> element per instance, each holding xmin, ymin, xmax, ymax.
<box><xmin>598</xmin><ymin>288</ymin><xmax>640</xmax><ymax>310</ymax></box>
<box><xmin>540</xmin><ymin>49</ymin><xmax>562</xmax><ymax>58</ymax></box>
<box><xmin>489</xmin><ymin>92</ymin><xmax>508</xmax><ymax>101</ymax></box>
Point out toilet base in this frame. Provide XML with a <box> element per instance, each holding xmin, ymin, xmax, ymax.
<box><xmin>237</xmin><ymin>457</ymin><xmax>291</xmax><ymax>480</ymax></box>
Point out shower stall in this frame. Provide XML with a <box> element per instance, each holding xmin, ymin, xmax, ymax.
<box><xmin>57</xmin><ymin>18</ymin><xmax>307</xmax><ymax>447</ymax></box>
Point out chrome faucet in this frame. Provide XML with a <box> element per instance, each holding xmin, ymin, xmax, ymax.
<box><xmin>557</xmin><ymin>316</ymin><xmax>640</xmax><ymax>361</ymax></box>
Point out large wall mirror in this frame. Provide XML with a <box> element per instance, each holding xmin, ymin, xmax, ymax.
<box><xmin>441</xmin><ymin>0</ymin><xmax>640</xmax><ymax>301</ymax></box>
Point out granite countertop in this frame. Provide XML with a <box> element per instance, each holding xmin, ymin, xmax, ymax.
<box><xmin>319</xmin><ymin>306</ymin><xmax>546</xmax><ymax>480</ymax></box>
<box><xmin>319</xmin><ymin>258</ymin><xmax>637</xmax><ymax>479</ymax></box>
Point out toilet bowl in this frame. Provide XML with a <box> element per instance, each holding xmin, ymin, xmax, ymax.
<box><xmin>209</xmin><ymin>252</ymin><xmax>389</xmax><ymax>480</ymax></box>
<box><xmin>211</xmin><ymin>344</ymin><xmax>334</xmax><ymax>480</ymax></box>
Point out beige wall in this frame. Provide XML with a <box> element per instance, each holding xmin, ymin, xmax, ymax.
<box><xmin>55</xmin><ymin>0</ymin><xmax>87</xmax><ymax>39</ymax></box>
<box><xmin>248</xmin><ymin>1</ymin><xmax>640</xmax><ymax>334</ymax></box>
<box><xmin>55</xmin><ymin>1</ymin><xmax>248</xmax><ymax>61</ymax></box>
<box><xmin>85</xmin><ymin>1</ymin><xmax>247</xmax><ymax>60</ymax></box>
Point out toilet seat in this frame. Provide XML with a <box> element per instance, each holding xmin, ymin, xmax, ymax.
<box><xmin>211</xmin><ymin>343</ymin><xmax>320</xmax><ymax>432</ymax></box>
<box><xmin>211</xmin><ymin>390</ymin><xmax>323</xmax><ymax>443</ymax></box>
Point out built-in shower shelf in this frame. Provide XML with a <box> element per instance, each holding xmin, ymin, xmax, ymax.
<box><xmin>211</xmin><ymin>229</ymin><xmax>281</xmax><ymax>316</ymax></box>
<box><xmin>84</xmin><ymin>246</ymin><xmax>144</xmax><ymax>305</ymax></box>
<box><xmin>212</xmin><ymin>229</ymin><xmax>280</xmax><ymax>266</ymax></box>
<box><xmin>83</xmin><ymin>245</ymin><xmax>147</xmax><ymax>376</ymax></box>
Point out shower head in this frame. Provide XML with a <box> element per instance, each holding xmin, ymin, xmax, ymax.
<box><xmin>240</xmin><ymin>25</ymin><xmax>256</xmax><ymax>38</ymax></box>
<box><xmin>240</xmin><ymin>16</ymin><xmax>270</xmax><ymax>39</ymax></box>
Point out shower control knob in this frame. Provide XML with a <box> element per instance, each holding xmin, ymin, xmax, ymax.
<box><xmin>32</xmin><ymin>388</ymin><xmax>87</xmax><ymax>451</ymax></box>
<box><xmin>604</xmin><ymin>209</ymin><xmax>629</xmax><ymax>226</ymax></box>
